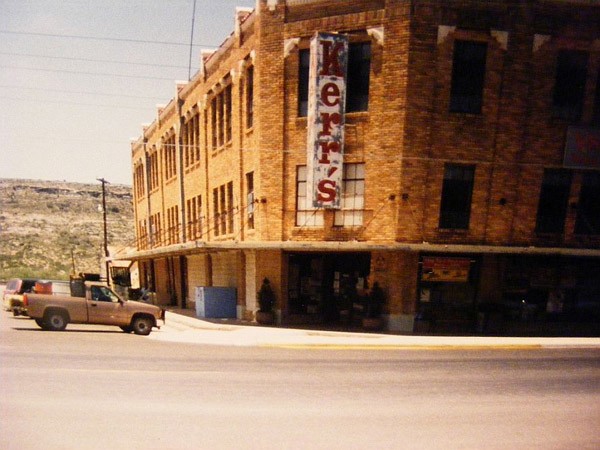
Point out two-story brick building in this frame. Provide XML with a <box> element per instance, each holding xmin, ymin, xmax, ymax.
<box><xmin>127</xmin><ymin>0</ymin><xmax>600</xmax><ymax>335</ymax></box>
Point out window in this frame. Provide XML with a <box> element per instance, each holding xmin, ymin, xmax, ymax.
<box><xmin>246</xmin><ymin>172</ymin><xmax>255</xmax><ymax>229</ymax></box>
<box><xmin>166</xmin><ymin>206</ymin><xmax>179</xmax><ymax>244</ymax></box>
<box><xmin>149</xmin><ymin>212</ymin><xmax>161</xmax><ymax>246</ymax></box>
<box><xmin>148</xmin><ymin>151</ymin><xmax>159</xmax><ymax>191</ymax></box>
<box><xmin>439</xmin><ymin>165</ymin><xmax>475</xmax><ymax>229</ymax></box>
<box><xmin>213</xmin><ymin>182</ymin><xmax>234</xmax><ymax>236</ymax></box>
<box><xmin>183</xmin><ymin>112</ymin><xmax>200</xmax><ymax>169</ymax></box>
<box><xmin>553</xmin><ymin>50</ymin><xmax>588</xmax><ymax>122</ymax></box>
<box><xmin>298</xmin><ymin>49</ymin><xmax>310</xmax><ymax>117</ymax></box>
<box><xmin>227</xmin><ymin>181</ymin><xmax>234</xmax><ymax>234</ymax></box>
<box><xmin>535</xmin><ymin>169</ymin><xmax>571</xmax><ymax>234</ymax></box>
<box><xmin>575</xmin><ymin>172</ymin><xmax>600</xmax><ymax>235</ymax></box>
<box><xmin>592</xmin><ymin>69</ymin><xmax>600</xmax><ymax>126</ymax></box>
<box><xmin>334</xmin><ymin>163</ymin><xmax>365</xmax><ymax>226</ymax></box>
<box><xmin>246</xmin><ymin>66</ymin><xmax>254</xmax><ymax>129</ymax></box>
<box><xmin>163</xmin><ymin>134</ymin><xmax>177</xmax><ymax>180</ymax></box>
<box><xmin>295</xmin><ymin>166</ymin><xmax>324</xmax><ymax>227</ymax></box>
<box><xmin>346</xmin><ymin>43</ymin><xmax>371</xmax><ymax>113</ymax></box>
<box><xmin>137</xmin><ymin>219</ymin><xmax>148</xmax><ymax>250</ymax></box>
<box><xmin>210</xmin><ymin>84</ymin><xmax>233</xmax><ymax>150</ymax></box>
<box><xmin>186</xmin><ymin>195</ymin><xmax>203</xmax><ymax>240</ymax></box>
<box><xmin>450</xmin><ymin>40</ymin><xmax>487</xmax><ymax>114</ymax></box>
<box><xmin>133</xmin><ymin>163</ymin><xmax>145</xmax><ymax>198</ymax></box>
<box><xmin>298</xmin><ymin>42</ymin><xmax>371</xmax><ymax>117</ymax></box>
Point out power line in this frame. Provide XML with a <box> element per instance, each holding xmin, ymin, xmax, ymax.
<box><xmin>0</xmin><ymin>51</ymin><xmax>198</xmax><ymax>70</ymax></box>
<box><xmin>0</xmin><ymin>95</ymin><xmax>153</xmax><ymax>111</ymax></box>
<box><xmin>0</xmin><ymin>65</ymin><xmax>177</xmax><ymax>81</ymax></box>
<box><xmin>0</xmin><ymin>30</ymin><xmax>218</xmax><ymax>48</ymax></box>
<box><xmin>0</xmin><ymin>85</ymin><xmax>166</xmax><ymax>101</ymax></box>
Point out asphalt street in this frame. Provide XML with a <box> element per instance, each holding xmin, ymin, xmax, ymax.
<box><xmin>1</xmin><ymin>310</ymin><xmax>600</xmax><ymax>450</ymax></box>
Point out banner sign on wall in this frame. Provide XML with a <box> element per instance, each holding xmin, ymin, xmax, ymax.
<box><xmin>306</xmin><ymin>32</ymin><xmax>348</xmax><ymax>209</ymax></box>
<box><xmin>421</xmin><ymin>257</ymin><xmax>471</xmax><ymax>283</ymax></box>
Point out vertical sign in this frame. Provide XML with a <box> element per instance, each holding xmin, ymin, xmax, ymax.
<box><xmin>306</xmin><ymin>32</ymin><xmax>348</xmax><ymax>209</ymax></box>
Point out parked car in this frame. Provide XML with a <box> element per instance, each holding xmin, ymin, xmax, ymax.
<box><xmin>3</xmin><ymin>278</ymin><xmax>38</xmax><ymax>316</ymax></box>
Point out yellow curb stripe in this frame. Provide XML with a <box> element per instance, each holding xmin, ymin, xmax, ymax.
<box><xmin>260</xmin><ymin>344</ymin><xmax>544</xmax><ymax>351</ymax></box>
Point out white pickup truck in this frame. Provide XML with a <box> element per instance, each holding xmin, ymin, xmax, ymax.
<box><xmin>24</xmin><ymin>282</ymin><xmax>165</xmax><ymax>335</ymax></box>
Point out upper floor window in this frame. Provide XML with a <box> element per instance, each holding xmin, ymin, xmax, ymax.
<box><xmin>212</xmin><ymin>182</ymin><xmax>234</xmax><ymax>237</ymax></box>
<box><xmin>592</xmin><ymin>66</ymin><xmax>600</xmax><ymax>126</ymax></box>
<box><xmin>186</xmin><ymin>195</ymin><xmax>203</xmax><ymax>240</ymax></box>
<box><xmin>246</xmin><ymin>66</ymin><xmax>254</xmax><ymax>129</ymax></box>
<box><xmin>183</xmin><ymin>113</ymin><xmax>200</xmax><ymax>169</ymax></box>
<box><xmin>246</xmin><ymin>172</ymin><xmax>255</xmax><ymax>230</ymax></box>
<box><xmin>296</xmin><ymin>165</ymin><xmax>324</xmax><ymax>227</ymax></box>
<box><xmin>133</xmin><ymin>163</ymin><xmax>145</xmax><ymax>199</ymax></box>
<box><xmin>334</xmin><ymin>163</ymin><xmax>365</xmax><ymax>227</ymax></box>
<box><xmin>298</xmin><ymin>41</ymin><xmax>371</xmax><ymax>117</ymax></box>
<box><xmin>439</xmin><ymin>164</ymin><xmax>475</xmax><ymax>229</ymax></box>
<box><xmin>163</xmin><ymin>134</ymin><xmax>177</xmax><ymax>180</ymax></box>
<box><xmin>210</xmin><ymin>83</ymin><xmax>233</xmax><ymax>151</ymax></box>
<box><xmin>535</xmin><ymin>169</ymin><xmax>572</xmax><ymax>234</ymax></box>
<box><xmin>552</xmin><ymin>50</ymin><xmax>588</xmax><ymax>122</ymax></box>
<box><xmin>148</xmin><ymin>151</ymin><xmax>159</xmax><ymax>191</ymax></box>
<box><xmin>575</xmin><ymin>172</ymin><xmax>600</xmax><ymax>235</ymax></box>
<box><xmin>450</xmin><ymin>40</ymin><xmax>487</xmax><ymax>114</ymax></box>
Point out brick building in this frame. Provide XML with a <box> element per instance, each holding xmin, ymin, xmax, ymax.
<box><xmin>128</xmin><ymin>0</ymin><xmax>600</xmax><ymax>335</ymax></box>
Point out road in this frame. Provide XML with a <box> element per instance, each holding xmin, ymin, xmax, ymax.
<box><xmin>1</xmin><ymin>310</ymin><xmax>599</xmax><ymax>450</ymax></box>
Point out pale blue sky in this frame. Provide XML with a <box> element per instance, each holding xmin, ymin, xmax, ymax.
<box><xmin>0</xmin><ymin>0</ymin><xmax>255</xmax><ymax>185</ymax></box>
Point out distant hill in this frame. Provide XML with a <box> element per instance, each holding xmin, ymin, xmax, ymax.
<box><xmin>0</xmin><ymin>179</ymin><xmax>134</xmax><ymax>281</ymax></box>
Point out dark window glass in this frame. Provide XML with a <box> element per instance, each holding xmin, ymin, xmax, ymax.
<box><xmin>592</xmin><ymin>70</ymin><xmax>600</xmax><ymax>126</ymax></box>
<box><xmin>246</xmin><ymin>66</ymin><xmax>254</xmax><ymax>129</ymax></box>
<box><xmin>298</xmin><ymin>49</ymin><xmax>310</xmax><ymax>117</ymax></box>
<box><xmin>575</xmin><ymin>172</ymin><xmax>600</xmax><ymax>235</ymax></box>
<box><xmin>439</xmin><ymin>165</ymin><xmax>475</xmax><ymax>229</ymax></box>
<box><xmin>346</xmin><ymin>42</ymin><xmax>371</xmax><ymax>113</ymax></box>
<box><xmin>552</xmin><ymin>50</ymin><xmax>588</xmax><ymax>122</ymax></box>
<box><xmin>298</xmin><ymin>42</ymin><xmax>371</xmax><ymax>117</ymax></box>
<box><xmin>450</xmin><ymin>40</ymin><xmax>487</xmax><ymax>114</ymax></box>
<box><xmin>535</xmin><ymin>169</ymin><xmax>572</xmax><ymax>234</ymax></box>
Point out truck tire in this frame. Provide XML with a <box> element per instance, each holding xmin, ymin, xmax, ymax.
<box><xmin>131</xmin><ymin>316</ymin><xmax>153</xmax><ymax>336</ymax></box>
<box><xmin>44</xmin><ymin>310</ymin><xmax>68</xmax><ymax>331</ymax></box>
<box><xmin>35</xmin><ymin>319</ymin><xmax>49</xmax><ymax>330</ymax></box>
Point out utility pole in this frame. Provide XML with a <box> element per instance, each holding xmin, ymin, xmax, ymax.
<box><xmin>97</xmin><ymin>178</ymin><xmax>110</xmax><ymax>284</ymax></box>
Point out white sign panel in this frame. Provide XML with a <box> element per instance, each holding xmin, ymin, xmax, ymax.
<box><xmin>306</xmin><ymin>32</ymin><xmax>348</xmax><ymax>209</ymax></box>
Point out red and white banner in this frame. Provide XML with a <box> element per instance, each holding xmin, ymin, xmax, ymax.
<box><xmin>306</xmin><ymin>32</ymin><xmax>348</xmax><ymax>209</ymax></box>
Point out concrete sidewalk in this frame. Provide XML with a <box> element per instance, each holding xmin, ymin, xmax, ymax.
<box><xmin>149</xmin><ymin>310</ymin><xmax>600</xmax><ymax>349</ymax></box>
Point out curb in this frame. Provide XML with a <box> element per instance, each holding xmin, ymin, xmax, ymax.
<box><xmin>163</xmin><ymin>311</ymin><xmax>600</xmax><ymax>349</ymax></box>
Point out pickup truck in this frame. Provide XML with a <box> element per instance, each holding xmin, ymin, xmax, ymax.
<box><xmin>24</xmin><ymin>282</ymin><xmax>165</xmax><ymax>335</ymax></box>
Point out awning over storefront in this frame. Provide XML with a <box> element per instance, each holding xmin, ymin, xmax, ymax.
<box><xmin>118</xmin><ymin>240</ymin><xmax>600</xmax><ymax>261</ymax></box>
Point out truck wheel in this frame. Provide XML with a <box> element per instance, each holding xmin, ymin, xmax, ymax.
<box><xmin>131</xmin><ymin>316</ymin><xmax>153</xmax><ymax>336</ymax></box>
<box><xmin>44</xmin><ymin>311</ymin><xmax>68</xmax><ymax>331</ymax></box>
<box><xmin>35</xmin><ymin>319</ymin><xmax>49</xmax><ymax>330</ymax></box>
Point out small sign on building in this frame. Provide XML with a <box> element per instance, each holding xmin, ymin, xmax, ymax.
<box><xmin>306</xmin><ymin>32</ymin><xmax>348</xmax><ymax>209</ymax></box>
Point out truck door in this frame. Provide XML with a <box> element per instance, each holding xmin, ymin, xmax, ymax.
<box><xmin>88</xmin><ymin>286</ymin><xmax>128</xmax><ymax>326</ymax></box>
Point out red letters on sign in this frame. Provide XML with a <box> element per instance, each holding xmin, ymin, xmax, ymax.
<box><xmin>318</xmin><ymin>141</ymin><xmax>341</xmax><ymax>164</ymax></box>
<box><xmin>320</xmin><ymin>41</ymin><xmax>344</xmax><ymax>77</ymax></box>
<box><xmin>317</xmin><ymin>179</ymin><xmax>337</xmax><ymax>202</ymax></box>
<box><xmin>321</xmin><ymin>82</ymin><xmax>341</xmax><ymax>107</ymax></box>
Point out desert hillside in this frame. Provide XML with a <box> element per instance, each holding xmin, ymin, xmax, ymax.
<box><xmin>0</xmin><ymin>179</ymin><xmax>134</xmax><ymax>281</ymax></box>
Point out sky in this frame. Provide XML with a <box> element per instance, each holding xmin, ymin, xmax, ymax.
<box><xmin>0</xmin><ymin>0</ymin><xmax>256</xmax><ymax>186</ymax></box>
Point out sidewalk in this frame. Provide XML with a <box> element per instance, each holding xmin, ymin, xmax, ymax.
<box><xmin>151</xmin><ymin>309</ymin><xmax>600</xmax><ymax>349</ymax></box>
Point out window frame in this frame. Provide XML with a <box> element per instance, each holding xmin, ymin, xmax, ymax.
<box><xmin>449</xmin><ymin>40</ymin><xmax>488</xmax><ymax>114</ymax></box>
<box><xmin>535</xmin><ymin>169</ymin><xmax>572</xmax><ymax>234</ymax></box>
<box><xmin>439</xmin><ymin>164</ymin><xmax>476</xmax><ymax>230</ymax></box>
